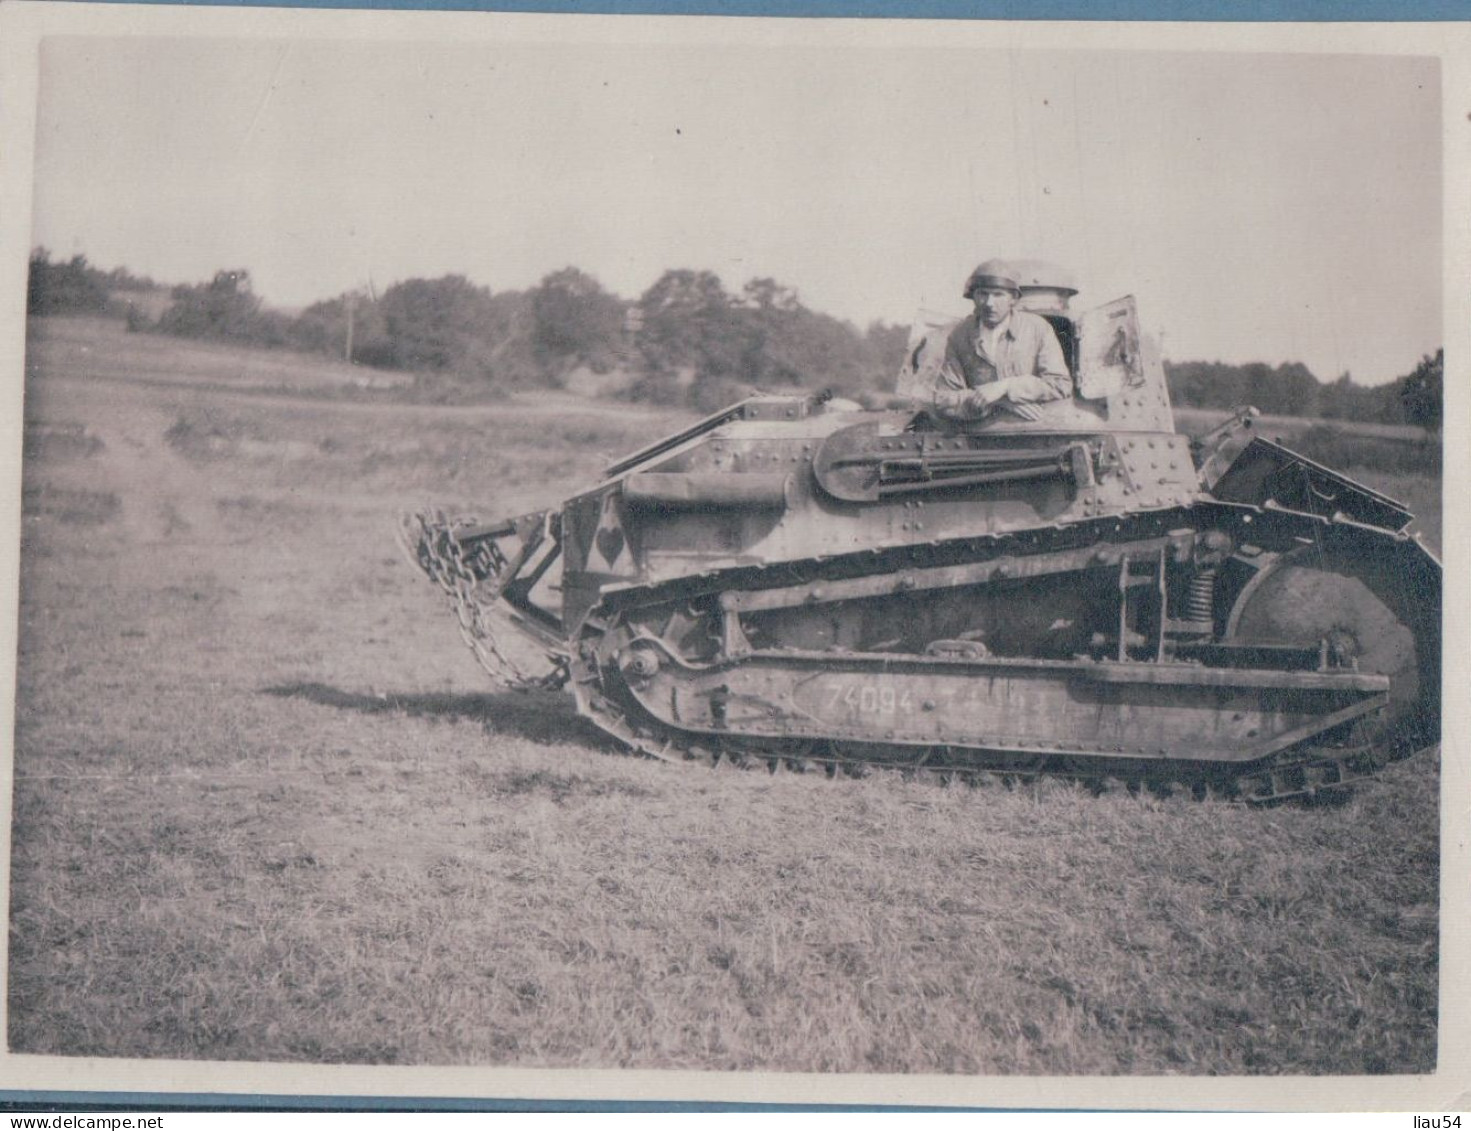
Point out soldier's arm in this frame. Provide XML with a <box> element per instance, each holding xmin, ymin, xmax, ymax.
<box><xmin>926</xmin><ymin>340</ymin><xmax>985</xmax><ymax>418</ymax></box>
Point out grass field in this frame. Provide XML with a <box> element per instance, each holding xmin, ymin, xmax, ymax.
<box><xmin>8</xmin><ymin>317</ymin><xmax>1441</xmax><ymax>1075</ymax></box>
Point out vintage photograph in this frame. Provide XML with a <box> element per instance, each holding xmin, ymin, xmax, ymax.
<box><xmin>1</xmin><ymin>4</ymin><xmax>1460</xmax><ymax>1108</ymax></box>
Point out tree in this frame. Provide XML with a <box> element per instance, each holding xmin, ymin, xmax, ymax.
<box><xmin>1399</xmin><ymin>349</ymin><xmax>1443</xmax><ymax>433</ymax></box>
<box><xmin>376</xmin><ymin>275</ymin><xmax>499</xmax><ymax>375</ymax></box>
<box><xmin>102</xmin><ymin>265</ymin><xmax>157</xmax><ymax>292</ymax></box>
<box><xmin>1271</xmin><ymin>362</ymin><xmax>1321</xmax><ymax>418</ymax></box>
<box><xmin>740</xmin><ymin>277</ymin><xmax>800</xmax><ymax>313</ymax></box>
<box><xmin>156</xmin><ymin>269</ymin><xmax>279</xmax><ymax>342</ymax></box>
<box><xmin>635</xmin><ymin>269</ymin><xmax>756</xmax><ymax>382</ymax></box>
<box><xmin>290</xmin><ymin>289</ymin><xmax>385</xmax><ymax>361</ymax></box>
<box><xmin>530</xmin><ymin>267</ymin><xmax>626</xmax><ymax>374</ymax></box>
<box><xmin>624</xmin><ymin>269</ymin><xmax>913</xmax><ymax>407</ymax></box>
<box><xmin>865</xmin><ymin>320</ymin><xmax>910</xmax><ymax>369</ymax></box>
<box><xmin>27</xmin><ymin>248</ymin><xmax>108</xmax><ymax>316</ymax></box>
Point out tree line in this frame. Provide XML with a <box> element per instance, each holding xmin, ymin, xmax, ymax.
<box><xmin>26</xmin><ymin>249</ymin><xmax>156</xmax><ymax>316</ymax></box>
<box><xmin>1164</xmin><ymin>356</ymin><xmax>1442</xmax><ymax>432</ymax></box>
<box><xmin>25</xmin><ymin>247</ymin><xmax>1441</xmax><ymax>429</ymax></box>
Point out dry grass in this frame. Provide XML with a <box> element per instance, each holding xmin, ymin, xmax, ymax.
<box><xmin>9</xmin><ymin>318</ymin><xmax>1441</xmax><ymax>1074</ymax></box>
<box><xmin>1172</xmin><ymin>405</ymin><xmax>1434</xmax><ymax>446</ymax></box>
<box><xmin>24</xmin><ymin>315</ymin><xmax>409</xmax><ymax>394</ymax></box>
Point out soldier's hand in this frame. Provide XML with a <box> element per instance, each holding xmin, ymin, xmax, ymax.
<box><xmin>963</xmin><ymin>388</ymin><xmax>998</xmax><ymax>417</ymax></box>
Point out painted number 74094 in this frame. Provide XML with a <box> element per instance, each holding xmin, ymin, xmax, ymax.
<box><xmin>825</xmin><ymin>683</ymin><xmax>915</xmax><ymax>715</ymax></box>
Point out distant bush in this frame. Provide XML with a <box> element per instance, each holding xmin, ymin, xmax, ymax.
<box><xmin>27</xmin><ymin>249</ymin><xmax>108</xmax><ymax>316</ymax></box>
<box><xmin>286</xmin><ymin>298</ymin><xmax>345</xmax><ymax>356</ymax></box>
<box><xmin>634</xmin><ymin>269</ymin><xmax>754</xmax><ymax>384</ymax></box>
<box><xmin>163</xmin><ymin>407</ymin><xmax>268</xmax><ymax>460</ymax></box>
<box><xmin>1398</xmin><ymin>350</ymin><xmax>1442</xmax><ymax>434</ymax></box>
<box><xmin>531</xmin><ymin>267</ymin><xmax>627</xmax><ymax>377</ymax></box>
<box><xmin>100</xmin><ymin>264</ymin><xmax>157</xmax><ymax>292</ymax></box>
<box><xmin>1166</xmin><ymin>360</ymin><xmax>1323</xmax><ymax>418</ymax></box>
<box><xmin>628</xmin><ymin>269</ymin><xmax>907</xmax><ymax>409</ymax></box>
<box><xmin>619</xmin><ymin>369</ymin><xmax>688</xmax><ymax>407</ymax></box>
<box><xmin>157</xmin><ymin>270</ymin><xmax>284</xmax><ymax>344</ymax></box>
<box><xmin>375</xmin><ymin>275</ymin><xmax>495</xmax><ymax>374</ymax></box>
<box><xmin>1166</xmin><ymin>353</ymin><xmax>1443</xmax><ymax>430</ymax></box>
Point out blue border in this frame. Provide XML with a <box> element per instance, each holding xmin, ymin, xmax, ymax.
<box><xmin>46</xmin><ymin>0</ymin><xmax>1471</xmax><ymax>19</ymax></box>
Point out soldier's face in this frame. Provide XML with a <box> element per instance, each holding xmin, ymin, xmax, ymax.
<box><xmin>974</xmin><ymin>288</ymin><xmax>1016</xmax><ymax>328</ymax></box>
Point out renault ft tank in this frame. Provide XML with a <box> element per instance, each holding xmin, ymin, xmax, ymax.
<box><xmin>402</xmin><ymin>277</ymin><xmax>1440</xmax><ymax>803</ymax></box>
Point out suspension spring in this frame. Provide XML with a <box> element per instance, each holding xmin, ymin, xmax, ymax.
<box><xmin>1186</xmin><ymin>568</ymin><xmax>1217</xmax><ymax>623</ymax></box>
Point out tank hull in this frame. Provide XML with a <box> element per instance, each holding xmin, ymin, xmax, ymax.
<box><xmin>401</xmin><ymin>394</ymin><xmax>1439</xmax><ymax>803</ymax></box>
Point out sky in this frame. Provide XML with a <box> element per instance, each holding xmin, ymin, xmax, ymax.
<box><xmin>29</xmin><ymin>32</ymin><xmax>1442</xmax><ymax>385</ymax></box>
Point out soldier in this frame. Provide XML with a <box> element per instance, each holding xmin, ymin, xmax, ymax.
<box><xmin>929</xmin><ymin>259</ymin><xmax>1072</xmax><ymax>422</ymax></box>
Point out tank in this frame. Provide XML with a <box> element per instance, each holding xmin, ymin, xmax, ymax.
<box><xmin>401</xmin><ymin>288</ymin><xmax>1440</xmax><ymax>804</ymax></box>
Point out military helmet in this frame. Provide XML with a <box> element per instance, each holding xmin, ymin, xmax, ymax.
<box><xmin>1008</xmin><ymin>259</ymin><xmax>1079</xmax><ymax>313</ymax></box>
<box><xmin>1008</xmin><ymin>259</ymin><xmax>1078</xmax><ymax>298</ymax></box>
<box><xmin>963</xmin><ymin>258</ymin><xmax>1021</xmax><ymax>299</ymax></box>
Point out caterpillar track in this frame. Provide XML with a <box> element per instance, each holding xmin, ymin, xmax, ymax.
<box><xmin>402</xmin><ymin>291</ymin><xmax>1440</xmax><ymax>805</ymax></box>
